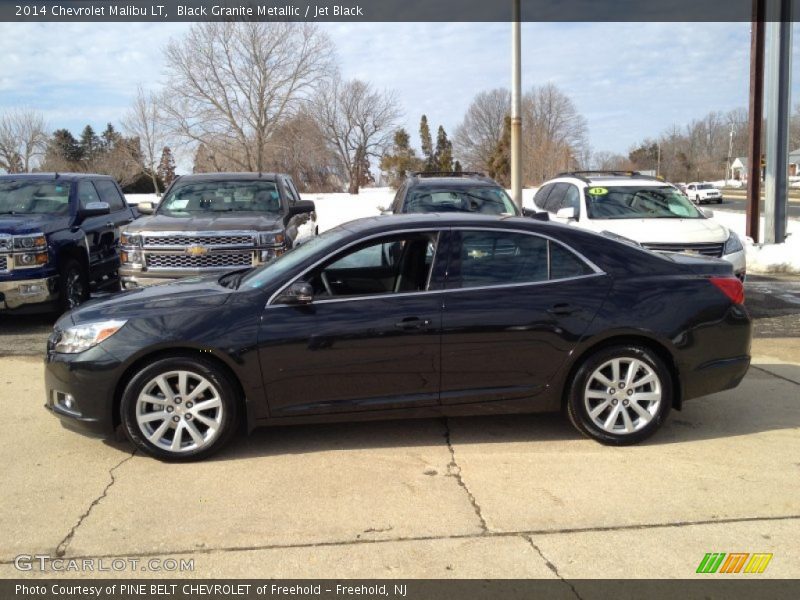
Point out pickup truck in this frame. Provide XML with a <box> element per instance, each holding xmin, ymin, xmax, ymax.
<box><xmin>119</xmin><ymin>173</ymin><xmax>317</xmax><ymax>288</ymax></box>
<box><xmin>0</xmin><ymin>173</ymin><xmax>137</xmax><ymax>313</ymax></box>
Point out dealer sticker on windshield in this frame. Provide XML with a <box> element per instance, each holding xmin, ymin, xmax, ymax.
<box><xmin>587</xmin><ymin>187</ymin><xmax>608</xmax><ymax>195</ymax></box>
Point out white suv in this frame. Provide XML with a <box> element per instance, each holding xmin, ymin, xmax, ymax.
<box><xmin>686</xmin><ymin>182</ymin><xmax>723</xmax><ymax>204</ymax></box>
<box><xmin>531</xmin><ymin>171</ymin><xmax>746</xmax><ymax>280</ymax></box>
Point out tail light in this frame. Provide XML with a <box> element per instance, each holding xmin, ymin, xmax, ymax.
<box><xmin>710</xmin><ymin>276</ymin><xmax>745</xmax><ymax>305</ymax></box>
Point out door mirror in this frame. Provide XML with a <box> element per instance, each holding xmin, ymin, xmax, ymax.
<box><xmin>522</xmin><ymin>208</ymin><xmax>550</xmax><ymax>221</ymax></box>
<box><xmin>136</xmin><ymin>201</ymin><xmax>155</xmax><ymax>215</ymax></box>
<box><xmin>78</xmin><ymin>201</ymin><xmax>110</xmax><ymax>218</ymax></box>
<box><xmin>556</xmin><ymin>206</ymin><xmax>576</xmax><ymax>220</ymax></box>
<box><xmin>289</xmin><ymin>200</ymin><xmax>316</xmax><ymax>216</ymax></box>
<box><xmin>275</xmin><ymin>281</ymin><xmax>314</xmax><ymax>305</ymax></box>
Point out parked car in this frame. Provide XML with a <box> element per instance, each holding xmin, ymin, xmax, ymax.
<box><xmin>686</xmin><ymin>182</ymin><xmax>723</xmax><ymax>204</ymax></box>
<box><xmin>388</xmin><ymin>171</ymin><xmax>533</xmax><ymax>216</ymax></box>
<box><xmin>0</xmin><ymin>173</ymin><xmax>136</xmax><ymax>313</ymax></box>
<box><xmin>45</xmin><ymin>213</ymin><xmax>751</xmax><ymax>460</ymax></box>
<box><xmin>119</xmin><ymin>173</ymin><xmax>317</xmax><ymax>288</ymax></box>
<box><xmin>531</xmin><ymin>171</ymin><xmax>746</xmax><ymax>280</ymax></box>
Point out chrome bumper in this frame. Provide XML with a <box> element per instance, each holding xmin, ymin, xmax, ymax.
<box><xmin>120</xmin><ymin>267</ymin><xmax>235</xmax><ymax>288</ymax></box>
<box><xmin>0</xmin><ymin>275</ymin><xmax>59</xmax><ymax>309</ymax></box>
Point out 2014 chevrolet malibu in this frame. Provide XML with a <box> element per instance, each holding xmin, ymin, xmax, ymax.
<box><xmin>45</xmin><ymin>214</ymin><xmax>752</xmax><ymax>460</ymax></box>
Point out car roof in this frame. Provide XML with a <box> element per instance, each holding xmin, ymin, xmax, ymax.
<box><xmin>0</xmin><ymin>172</ymin><xmax>115</xmax><ymax>182</ymax></box>
<box><xmin>337</xmin><ymin>212</ymin><xmax>560</xmax><ymax>235</ymax></box>
<box><xmin>174</xmin><ymin>172</ymin><xmax>282</xmax><ymax>183</ymax></box>
<box><xmin>547</xmin><ymin>175</ymin><xmax>672</xmax><ymax>188</ymax></box>
<box><xmin>409</xmin><ymin>177</ymin><xmax>500</xmax><ymax>188</ymax></box>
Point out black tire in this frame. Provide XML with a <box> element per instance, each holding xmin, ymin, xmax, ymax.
<box><xmin>566</xmin><ymin>345</ymin><xmax>672</xmax><ymax>445</ymax></box>
<box><xmin>120</xmin><ymin>356</ymin><xmax>240</xmax><ymax>461</ymax></box>
<box><xmin>58</xmin><ymin>257</ymin><xmax>89</xmax><ymax>312</ymax></box>
<box><xmin>696</xmin><ymin>195</ymin><xmax>703</xmax><ymax>205</ymax></box>
<box><xmin>717</xmin><ymin>198</ymin><xmax>723</xmax><ymax>204</ymax></box>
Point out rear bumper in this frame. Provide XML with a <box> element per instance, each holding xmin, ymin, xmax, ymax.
<box><xmin>682</xmin><ymin>355</ymin><xmax>751</xmax><ymax>402</ymax></box>
<box><xmin>0</xmin><ymin>275</ymin><xmax>59</xmax><ymax>310</ymax></box>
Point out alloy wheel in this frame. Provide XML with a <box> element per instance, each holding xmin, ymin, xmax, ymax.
<box><xmin>65</xmin><ymin>268</ymin><xmax>85</xmax><ymax>309</ymax></box>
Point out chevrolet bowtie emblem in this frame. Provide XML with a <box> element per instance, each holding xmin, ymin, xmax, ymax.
<box><xmin>185</xmin><ymin>245</ymin><xmax>209</xmax><ymax>257</ymax></box>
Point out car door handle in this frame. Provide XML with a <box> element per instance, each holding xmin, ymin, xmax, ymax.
<box><xmin>395</xmin><ymin>317</ymin><xmax>432</xmax><ymax>330</ymax></box>
<box><xmin>547</xmin><ymin>304</ymin><xmax>580</xmax><ymax>316</ymax></box>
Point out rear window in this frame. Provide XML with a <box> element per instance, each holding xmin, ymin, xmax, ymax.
<box><xmin>405</xmin><ymin>186</ymin><xmax>518</xmax><ymax>215</ymax></box>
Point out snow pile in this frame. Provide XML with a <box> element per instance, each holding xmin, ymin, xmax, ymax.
<box><xmin>125</xmin><ymin>193</ymin><xmax>159</xmax><ymax>206</ymax></box>
<box><xmin>307</xmin><ymin>188</ymin><xmax>391</xmax><ymax>232</ymax></box>
<box><xmin>710</xmin><ymin>210</ymin><xmax>800</xmax><ymax>274</ymax></box>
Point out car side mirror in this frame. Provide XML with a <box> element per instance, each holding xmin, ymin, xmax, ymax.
<box><xmin>275</xmin><ymin>281</ymin><xmax>314</xmax><ymax>305</ymax></box>
<box><xmin>78</xmin><ymin>201</ymin><xmax>110</xmax><ymax>218</ymax></box>
<box><xmin>556</xmin><ymin>206</ymin><xmax>577</xmax><ymax>220</ymax></box>
<box><xmin>522</xmin><ymin>208</ymin><xmax>550</xmax><ymax>221</ymax></box>
<box><xmin>289</xmin><ymin>200</ymin><xmax>316</xmax><ymax>216</ymax></box>
<box><xmin>136</xmin><ymin>202</ymin><xmax>155</xmax><ymax>215</ymax></box>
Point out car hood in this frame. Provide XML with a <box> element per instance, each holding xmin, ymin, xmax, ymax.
<box><xmin>583</xmin><ymin>217</ymin><xmax>729</xmax><ymax>244</ymax></box>
<box><xmin>63</xmin><ymin>274</ymin><xmax>235</xmax><ymax>326</ymax></box>
<box><xmin>124</xmin><ymin>213</ymin><xmax>283</xmax><ymax>233</ymax></box>
<box><xmin>0</xmin><ymin>214</ymin><xmax>72</xmax><ymax>236</ymax></box>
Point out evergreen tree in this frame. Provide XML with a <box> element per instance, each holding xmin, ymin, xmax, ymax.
<box><xmin>48</xmin><ymin>129</ymin><xmax>83</xmax><ymax>164</ymax></box>
<box><xmin>157</xmin><ymin>146</ymin><xmax>177</xmax><ymax>189</ymax></box>
<box><xmin>79</xmin><ymin>125</ymin><xmax>99</xmax><ymax>161</ymax></box>
<box><xmin>419</xmin><ymin>115</ymin><xmax>435</xmax><ymax>172</ymax></box>
<box><xmin>454</xmin><ymin>160</ymin><xmax>463</xmax><ymax>174</ymax></box>
<box><xmin>101</xmin><ymin>123</ymin><xmax>121</xmax><ymax>151</ymax></box>
<box><xmin>488</xmin><ymin>116</ymin><xmax>511</xmax><ymax>187</ymax></box>
<box><xmin>434</xmin><ymin>125</ymin><xmax>454</xmax><ymax>172</ymax></box>
<box><xmin>379</xmin><ymin>128</ymin><xmax>423</xmax><ymax>188</ymax></box>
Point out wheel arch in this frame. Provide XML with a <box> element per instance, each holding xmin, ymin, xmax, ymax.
<box><xmin>112</xmin><ymin>347</ymin><xmax>250</xmax><ymax>433</ymax></box>
<box><xmin>561</xmin><ymin>333</ymin><xmax>683</xmax><ymax>411</ymax></box>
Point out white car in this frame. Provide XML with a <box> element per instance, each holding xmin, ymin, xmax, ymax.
<box><xmin>531</xmin><ymin>172</ymin><xmax>746</xmax><ymax>280</ymax></box>
<box><xmin>686</xmin><ymin>182</ymin><xmax>723</xmax><ymax>204</ymax></box>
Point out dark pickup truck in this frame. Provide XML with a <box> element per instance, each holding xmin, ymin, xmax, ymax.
<box><xmin>119</xmin><ymin>173</ymin><xmax>317</xmax><ymax>288</ymax></box>
<box><xmin>0</xmin><ymin>173</ymin><xmax>137</xmax><ymax>313</ymax></box>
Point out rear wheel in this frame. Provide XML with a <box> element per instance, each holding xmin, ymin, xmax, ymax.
<box><xmin>120</xmin><ymin>356</ymin><xmax>240</xmax><ymax>461</ymax></box>
<box><xmin>566</xmin><ymin>345</ymin><xmax>672</xmax><ymax>445</ymax></box>
<box><xmin>58</xmin><ymin>258</ymin><xmax>89</xmax><ymax>312</ymax></box>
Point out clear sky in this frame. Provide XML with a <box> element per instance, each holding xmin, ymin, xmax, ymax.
<box><xmin>1</xmin><ymin>21</ymin><xmax>798</xmax><ymax>172</ymax></box>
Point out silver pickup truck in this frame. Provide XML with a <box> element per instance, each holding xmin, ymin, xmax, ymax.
<box><xmin>119</xmin><ymin>173</ymin><xmax>316</xmax><ymax>288</ymax></box>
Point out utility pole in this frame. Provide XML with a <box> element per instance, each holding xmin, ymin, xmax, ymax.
<box><xmin>747</xmin><ymin>0</ymin><xmax>765</xmax><ymax>242</ymax></box>
<box><xmin>656</xmin><ymin>142</ymin><xmax>661</xmax><ymax>178</ymax></box>
<box><xmin>510</xmin><ymin>0</ymin><xmax>522</xmax><ymax>209</ymax></box>
<box><xmin>727</xmin><ymin>128</ymin><xmax>735</xmax><ymax>185</ymax></box>
<box><xmin>763</xmin><ymin>0</ymin><xmax>792</xmax><ymax>244</ymax></box>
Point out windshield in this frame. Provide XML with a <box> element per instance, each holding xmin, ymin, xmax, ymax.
<box><xmin>158</xmin><ymin>180</ymin><xmax>282</xmax><ymax>217</ymax></box>
<box><xmin>405</xmin><ymin>186</ymin><xmax>518</xmax><ymax>215</ymax></box>
<box><xmin>697</xmin><ymin>184</ymin><xmax>715</xmax><ymax>190</ymax></box>
<box><xmin>0</xmin><ymin>180</ymin><xmax>71</xmax><ymax>215</ymax></box>
<box><xmin>240</xmin><ymin>227</ymin><xmax>351</xmax><ymax>290</ymax></box>
<box><xmin>585</xmin><ymin>186</ymin><xmax>703</xmax><ymax>220</ymax></box>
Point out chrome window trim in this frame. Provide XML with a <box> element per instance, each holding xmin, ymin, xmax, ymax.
<box><xmin>266</xmin><ymin>225</ymin><xmax>605</xmax><ymax>308</ymax></box>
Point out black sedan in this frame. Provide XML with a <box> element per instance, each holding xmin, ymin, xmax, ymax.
<box><xmin>44</xmin><ymin>214</ymin><xmax>752</xmax><ymax>460</ymax></box>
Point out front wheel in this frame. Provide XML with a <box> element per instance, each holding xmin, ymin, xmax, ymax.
<box><xmin>566</xmin><ymin>345</ymin><xmax>672</xmax><ymax>445</ymax></box>
<box><xmin>120</xmin><ymin>356</ymin><xmax>240</xmax><ymax>461</ymax></box>
<box><xmin>58</xmin><ymin>258</ymin><xmax>89</xmax><ymax>312</ymax></box>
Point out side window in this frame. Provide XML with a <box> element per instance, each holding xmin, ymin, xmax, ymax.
<box><xmin>77</xmin><ymin>180</ymin><xmax>100</xmax><ymax>209</ymax></box>
<box><xmin>392</xmin><ymin>185</ymin><xmax>406</xmax><ymax>213</ymax></box>
<box><xmin>454</xmin><ymin>231</ymin><xmax>549</xmax><ymax>287</ymax></box>
<box><xmin>306</xmin><ymin>232</ymin><xmax>439</xmax><ymax>297</ymax></box>
<box><xmin>284</xmin><ymin>177</ymin><xmax>301</xmax><ymax>204</ymax></box>
<box><xmin>543</xmin><ymin>183</ymin><xmax>568</xmax><ymax>213</ymax></box>
<box><xmin>549</xmin><ymin>242</ymin><xmax>595</xmax><ymax>280</ymax></box>
<box><xmin>561</xmin><ymin>185</ymin><xmax>581</xmax><ymax>213</ymax></box>
<box><xmin>93</xmin><ymin>180</ymin><xmax>125</xmax><ymax>211</ymax></box>
<box><xmin>533</xmin><ymin>184</ymin><xmax>552</xmax><ymax>209</ymax></box>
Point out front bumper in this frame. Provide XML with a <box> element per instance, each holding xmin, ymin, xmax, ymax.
<box><xmin>722</xmin><ymin>249</ymin><xmax>747</xmax><ymax>281</ymax></box>
<box><xmin>0</xmin><ymin>275</ymin><xmax>59</xmax><ymax>310</ymax></box>
<box><xmin>44</xmin><ymin>345</ymin><xmax>122</xmax><ymax>437</ymax></box>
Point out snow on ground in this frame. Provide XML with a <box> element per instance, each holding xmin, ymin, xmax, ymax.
<box><xmin>305</xmin><ymin>188</ymin><xmax>390</xmax><ymax>232</ymax></box>
<box><xmin>711</xmin><ymin>209</ymin><xmax>800</xmax><ymax>274</ymax></box>
<box><xmin>125</xmin><ymin>193</ymin><xmax>159</xmax><ymax>206</ymax></box>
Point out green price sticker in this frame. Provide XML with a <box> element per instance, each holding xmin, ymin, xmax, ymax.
<box><xmin>588</xmin><ymin>187</ymin><xmax>608</xmax><ymax>196</ymax></box>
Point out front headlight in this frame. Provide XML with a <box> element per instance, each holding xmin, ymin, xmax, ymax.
<box><xmin>724</xmin><ymin>231</ymin><xmax>744</xmax><ymax>255</ymax></box>
<box><xmin>14</xmin><ymin>251</ymin><xmax>49</xmax><ymax>268</ymax></box>
<box><xmin>54</xmin><ymin>320</ymin><xmax>127</xmax><ymax>354</ymax></box>
<box><xmin>259</xmin><ymin>231</ymin><xmax>285</xmax><ymax>246</ymax></box>
<box><xmin>120</xmin><ymin>232</ymin><xmax>143</xmax><ymax>247</ymax></box>
<box><xmin>13</xmin><ymin>234</ymin><xmax>46</xmax><ymax>250</ymax></box>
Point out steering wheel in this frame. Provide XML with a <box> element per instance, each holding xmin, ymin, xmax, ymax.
<box><xmin>320</xmin><ymin>271</ymin><xmax>334</xmax><ymax>296</ymax></box>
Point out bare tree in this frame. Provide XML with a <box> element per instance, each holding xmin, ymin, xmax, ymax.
<box><xmin>453</xmin><ymin>88</ymin><xmax>510</xmax><ymax>172</ymax></box>
<box><xmin>122</xmin><ymin>86</ymin><xmax>171</xmax><ymax>194</ymax></box>
<box><xmin>591</xmin><ymin>150</ymin><xmax>634</xmax><ymax>171</ymax></box>
<box><xmin>311</xmin><ymin>76</ymin><xmax>401</xmax><ymax>194</ymax></box>
<box><xmin>162</xmin><ymin>22</ymin><xmax>334</xmax><ymax>172</ymax></box>
<box><xmin>0</xmin><ymin>108</ymin><xmax>48</xmax><ymax>173</ymax></box>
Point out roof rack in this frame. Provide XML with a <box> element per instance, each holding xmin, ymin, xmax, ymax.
<box><xmin>556</xmin><ymin>170</ymin><xmax>665</xmax><ymax>183</ymax></box>
<box><xmin>411</xmin><ymin>171</ymin><xmax>489</xmax><ymax>179</ymax></box>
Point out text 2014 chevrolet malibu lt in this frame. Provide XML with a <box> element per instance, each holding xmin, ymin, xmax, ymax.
<box><xmin>45</xmin><ymin>214</ymin><xmax>751</xmax><ymax>461</ymax></box>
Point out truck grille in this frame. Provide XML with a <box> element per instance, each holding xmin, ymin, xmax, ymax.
<box><xmin>0</xmin><ymin>255</ymin><xmax>7</xmax><ymax>271</ymax></box>
<box><xmin>642</xmin><ymin>242</ymin><xmax>725</xmax><ymax>258</ymax></box>
<box><xmin>143</xmin><ymin>234</ymin><xmax>255</xmax><ymax>248</ymax></box>
<box><xmin>146</xmin><ymin>252</ymin><xmax>253</xmax><ymax>270</ymax></box>
<box><xmin>0</xmin><ymin>236</ymin><xmax>10</xmax><ymax>251</ymax></box>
